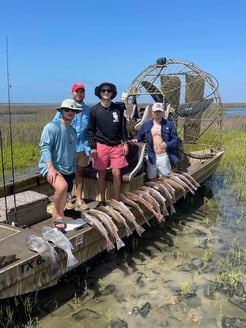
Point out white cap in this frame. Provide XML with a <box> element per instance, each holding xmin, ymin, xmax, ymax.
<box><xmin>152</xmin><ymin>103</ymin><xmax>164</xmax><ymax>112</ymax></box>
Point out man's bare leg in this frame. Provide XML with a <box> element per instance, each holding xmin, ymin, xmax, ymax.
<box><xmin>75</xmin><ymin>165</ymin><xmax>84</xmax><ymax>203</ymax></box>
<box><xmin>51</xmin><ymin>175</ymin><xmax>68</xmax><ymax>220</ymax></box>
<box><xmin>112</xmin><ymin>168</ymin><xmax>121</xmax><ymax>201</ymax></box>
<box><xmin>98</xmin><ymin>170</ymin><xmax>106</xmax><ymax>202</ymax></box>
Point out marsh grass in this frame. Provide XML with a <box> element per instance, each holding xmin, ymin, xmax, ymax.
<box><xmin>0</xmin><ymin>105</ymin><xmax>55</xmax><ymax>174</ymax></box>
<box><xmin>220</xmin><ymin>116</ymin><xmax>246</xmax><ymax>182</ymax></box>
<box><xmin>0</xmin><ymin>106</ymin><xmax>246</xmax><ymax>184</ymax></box>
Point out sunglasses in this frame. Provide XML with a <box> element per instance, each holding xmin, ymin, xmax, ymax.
<box><xmin>63</xmin><ymin>108</ymin><xmax>80</xmax><ymax>113</ymax></box>
<box><xmin>101</xmin><ymin>89</ymin><xmax>112</xmax><ymax>93</ymax></box>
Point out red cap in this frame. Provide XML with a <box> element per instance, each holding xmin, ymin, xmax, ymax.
<box><xmin>71</xmin><ymin>83</ymin><xmax>85</xmax><ymax>92</ymax></box>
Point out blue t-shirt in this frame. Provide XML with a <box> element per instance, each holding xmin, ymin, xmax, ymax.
<box><xmin>39</xmin><ymin>120</ymin><xmax>77</xmax><ymax>176</ymax></box>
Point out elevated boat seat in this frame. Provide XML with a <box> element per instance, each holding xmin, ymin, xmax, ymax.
<box><xmin>83</xmin><ymin>142</ymin><xmax>146</xmax><ymax>182</ymax></box>
<box><xmin>134</xmin><ymin>104</ymin><xmax>153</xmax><ymax>132</ymax></box>
<box><xmin>121</xmin><ymin>142</ymin><xmax>146</xmax><ymax>182</ymax></box>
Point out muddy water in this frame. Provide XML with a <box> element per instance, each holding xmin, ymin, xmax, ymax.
<box><xmin>37</xmin><ymin>173</ymin><xmax>246</xmax><ymax>328</ymax></box>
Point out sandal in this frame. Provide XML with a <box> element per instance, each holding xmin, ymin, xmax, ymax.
<box><xmin>54</xmin><ymin>219</ymin><xmax>67</xmax><ymax>233</ymax></box>
<box><xmin>65</xmin><ymin>200</ymin><xmax>74</xmax><ymax>210</ymax></box>
<box><xmin>74</xmin><ymin>201</ymin><xmax>89</xmax><ymax>211</ymax></box>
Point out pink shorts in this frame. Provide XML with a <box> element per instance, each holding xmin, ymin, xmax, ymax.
<box><xmin>92</xmin><ymin>143</ymin><xmax>128</xmax><ymax>170</ymax></box>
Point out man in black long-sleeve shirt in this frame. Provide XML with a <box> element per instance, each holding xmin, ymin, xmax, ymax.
<box><xmin>88</xmin><ymin>82</ymin><xmax>128</xmax><ymax>204</ymax></box>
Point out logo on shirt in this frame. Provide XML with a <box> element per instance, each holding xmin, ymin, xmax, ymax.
<box><xmin>113</xmin><ymin>112</ymin><xmax>119</xmax><ymax>122</ymax></box>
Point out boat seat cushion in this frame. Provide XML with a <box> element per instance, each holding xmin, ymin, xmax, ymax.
<box><xmin>83</xmin><ymin>142</ymin><xmax>146</xmax><ymax>182</ymax></box>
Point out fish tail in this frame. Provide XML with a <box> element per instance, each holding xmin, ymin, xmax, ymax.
<box><xmin>106</xmin><ymin>240</ymin><xmax>115</xmax><ymax>252</ymax></box>
<box><xmin>67</xmin><ymin>254</ymin><xmax>79</xmax><ymax>268</ymax></box>
<box><xmin>116</xmin><ymin>238</ymin><xmax>125</xmax><ymax>251</ymax></box>
<box><xmin>135</xmin><ymin>224</ymin><xmax>145</xmax><ymax>237</ymax></box>
<box><xmin>156</xmin><ymin>213</ymin><xmax>163</xmax><ymax>223</ymax></box>
<box><xmin>163</xmin><ymin>206</ymin><xmax>169</xmax><ymax>216</ymax></box>
<box><xmin>170</xmin><ymin>204</ymin><xmax>176</xmax><ymax>215</ymax></box>
<box><xmin>125</xmin><ymin>225</ymin><xmax>133</xmax><ymax>237</ymax></box>
<box><xmin>141</xmin><ymin>213</ymin><xmax>151</xmax><ymax>227</ymax></box>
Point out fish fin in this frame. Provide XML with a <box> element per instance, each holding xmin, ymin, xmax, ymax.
<box><xmin>116</xmin><ymin>238</ymin><xmax>125</xmax><ymax>251</ymax></box>
<box><xmin>106</xmin><ymin>240</ymin><xmax>115</xmax><ymax>252</ymax></box>
<box><xmin>136</xmin><ymin>225</ymin><xmax>145</xmax><ymax>237</ymax></box>
<box><xmin>126</xmin><ymin>226</ymin><xmax>133</xmax><ymax>237</ymax></box>
<box><xmin>141</xmin><ymin>214</ymin><xmax>151</xmax><ymax>227</ymax></box>
<box><xmin>50</xmin><ymin>264</ymin><xmax>60</xmax><ymax>277</ymax></box>
<box><xmin>67</xmin><ymin>254</ymin><xmax>79</xmax><ymax>268</ymax></box>
<box><xmin>170</xmin><ymin>205</ymin><xmax>176</xmax><ymax>215</ymax></box>
<box><xmin>163</xmin><ymin>206</ymin><xmax>169</xmax><ymax>216</ymax></box>
<box><xmin>156</xmin><ymin>214</ymin><xmax>163</xmax><ymax>223</ymax></box>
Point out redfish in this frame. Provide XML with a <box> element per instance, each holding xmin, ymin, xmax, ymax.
<box><xmin>119</xmin><ymin>193</ymin><xmax>150</xmax><ymax>227</ymax></box>
<box><xmin>98</xmin><ymin>205</ymin><xmax>133</xmax><ymax>238</ymax></box>
<box><xmin>108</xmin><ymin>199</ymin><xmax>145</xmax><ymax>237</ymax></box>
<box><xmin>87</xmin><ymin>209</ymin><xmax>125</xmax><ymax>251</ymax></box>
<box><xmin>82</xmin><ymin>212</ymin><xmax>115</xmax><ymax>252</ymax></box>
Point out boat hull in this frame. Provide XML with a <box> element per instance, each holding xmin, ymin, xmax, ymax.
<box><xmin>0</xmin><ymin>150</ymin><xmax>224</xmax><ymax>299</ymax></box>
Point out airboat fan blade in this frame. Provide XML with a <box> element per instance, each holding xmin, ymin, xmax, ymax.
<box><xmin>177</xmin><ymin>98</ymin><xmax>214</xmax><ymax>117</ymax></box>
<box><xmin>141</xmin><ymin>81</ymin><xmax>163</xmax><ymax>103</ymax></box>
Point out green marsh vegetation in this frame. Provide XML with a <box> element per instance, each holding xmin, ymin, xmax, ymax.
<box><xmin>0</xmin><ymin>105</ymin><xmax>56</xmax><ymax>176</ymax></box>
<box><xmin>220</xmin><ymin>115</ymin><xmax>246</xmax><ymax>199</ymax></box>
<box><xmin>0</xmin><ymin>105</ymin><xmax>246</xmax><ymax>180</ymax></box>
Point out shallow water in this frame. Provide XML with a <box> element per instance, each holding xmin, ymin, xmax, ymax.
<box><xmin>35</xmin><ymin>172</ymin><xmax>246</xmax><ymax>328</ymax></box>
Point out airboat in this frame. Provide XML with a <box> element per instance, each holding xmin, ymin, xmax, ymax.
<box><xmin>0</xmin><ymin>57</ymin><xmax>224</xmax><ymax>299</ymax></box>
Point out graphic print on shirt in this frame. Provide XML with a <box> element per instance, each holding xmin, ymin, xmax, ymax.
<box><xmin>112</xmin><ymin>112</ymin><xmax>119</xmax><ymax>123</ymax></box>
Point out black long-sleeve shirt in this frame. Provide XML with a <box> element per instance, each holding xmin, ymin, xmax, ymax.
<box><xmin>88</xmin><ymin>102</ymin><xmax>128</xmax><ymax>149</ymax></box>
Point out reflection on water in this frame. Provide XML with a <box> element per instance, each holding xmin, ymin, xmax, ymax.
<box><xmin>35</xmin><ymin>173</ymin><xmax>246</xmax><ymax>328</ymax></box>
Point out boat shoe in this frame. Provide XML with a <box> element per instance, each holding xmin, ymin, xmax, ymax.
<box><xmin>74</xmin><ymin>200</ymin><xmax>89</xmax><ymax>211</ymax></box>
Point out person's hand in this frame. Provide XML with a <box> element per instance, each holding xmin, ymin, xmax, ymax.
<box><xmin>47</xmin><ymin>167</ymin><xmax>61</xmax><ymax>185</ymax></box>
<box><xmin>90</xmin><ymin>149</ymin><xmax>98</xmax><ymax>159</ymax></box>
<box><xmin>123</xmin><ymin>143</ymin><xmax>129</xmax><ymax>156</ymax></box>
<box><xmin>131</xmin><ymin>139</ymin><xmax>138</xmax><ymax>143</ymax></box>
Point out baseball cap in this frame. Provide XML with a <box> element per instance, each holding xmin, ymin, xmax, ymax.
<box><xmin>56</xmin><ymin>99</ymin><xmax>83</xmax><ymax>112</ymax></box>
<box><xmin>71</xmin><ymin>83</ymin><xmax>85</xmax><ymax>92</ymax></box>
<box><xmin>152</xmin><ymin>103</ymin><xmax>164</xmax><ymax>112</ymax></box>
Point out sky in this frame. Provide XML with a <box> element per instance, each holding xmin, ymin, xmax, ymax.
<box><xmin>0</xmin><ymin>0</ymin><xmax>245</xmax><ymax>104</ymax></box>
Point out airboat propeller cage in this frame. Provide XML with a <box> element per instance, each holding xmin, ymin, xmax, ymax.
<box><xmin>124</xmin><ymin>57</ymin><xmax>223</xmax><ymax>152</ymax></box>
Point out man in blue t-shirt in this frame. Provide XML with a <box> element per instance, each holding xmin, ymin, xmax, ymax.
<box><xmin>39</xmin><ymin>99</ymin><xmax>82</xmax><ymax>232</ymax></box>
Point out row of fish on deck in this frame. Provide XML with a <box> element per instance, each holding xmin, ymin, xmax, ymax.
<box><xmin>25</xmin><ymin>171</ymin><xmax>200</xmax><ymax>270</ymax></box>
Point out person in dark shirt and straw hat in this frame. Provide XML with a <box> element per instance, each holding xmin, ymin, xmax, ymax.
<box><xmin>39</xmin><ymin>99</ymin><xmax>82</xmax><ymax>232</ymax></box>
<box><xmin>88</xmin><ymin>82</ymin><xmax>129</xmax><ymax>205</ymax></box>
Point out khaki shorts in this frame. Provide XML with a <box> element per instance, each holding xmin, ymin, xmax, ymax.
<box><xmin>76</xmin><ymin>151</ymin><xmax>90</xmax><ymax>167</ymax></box>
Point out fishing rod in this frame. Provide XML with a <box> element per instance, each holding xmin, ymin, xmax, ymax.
<box><xmin>0</xmin><ymin>126</ymin><xmax>9</xmax><ymax>223</ymax></box>
<box><xmin>4</xmin><ymin>36</ymin><xmax>18</xmax><ymax>225</ymax></box>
